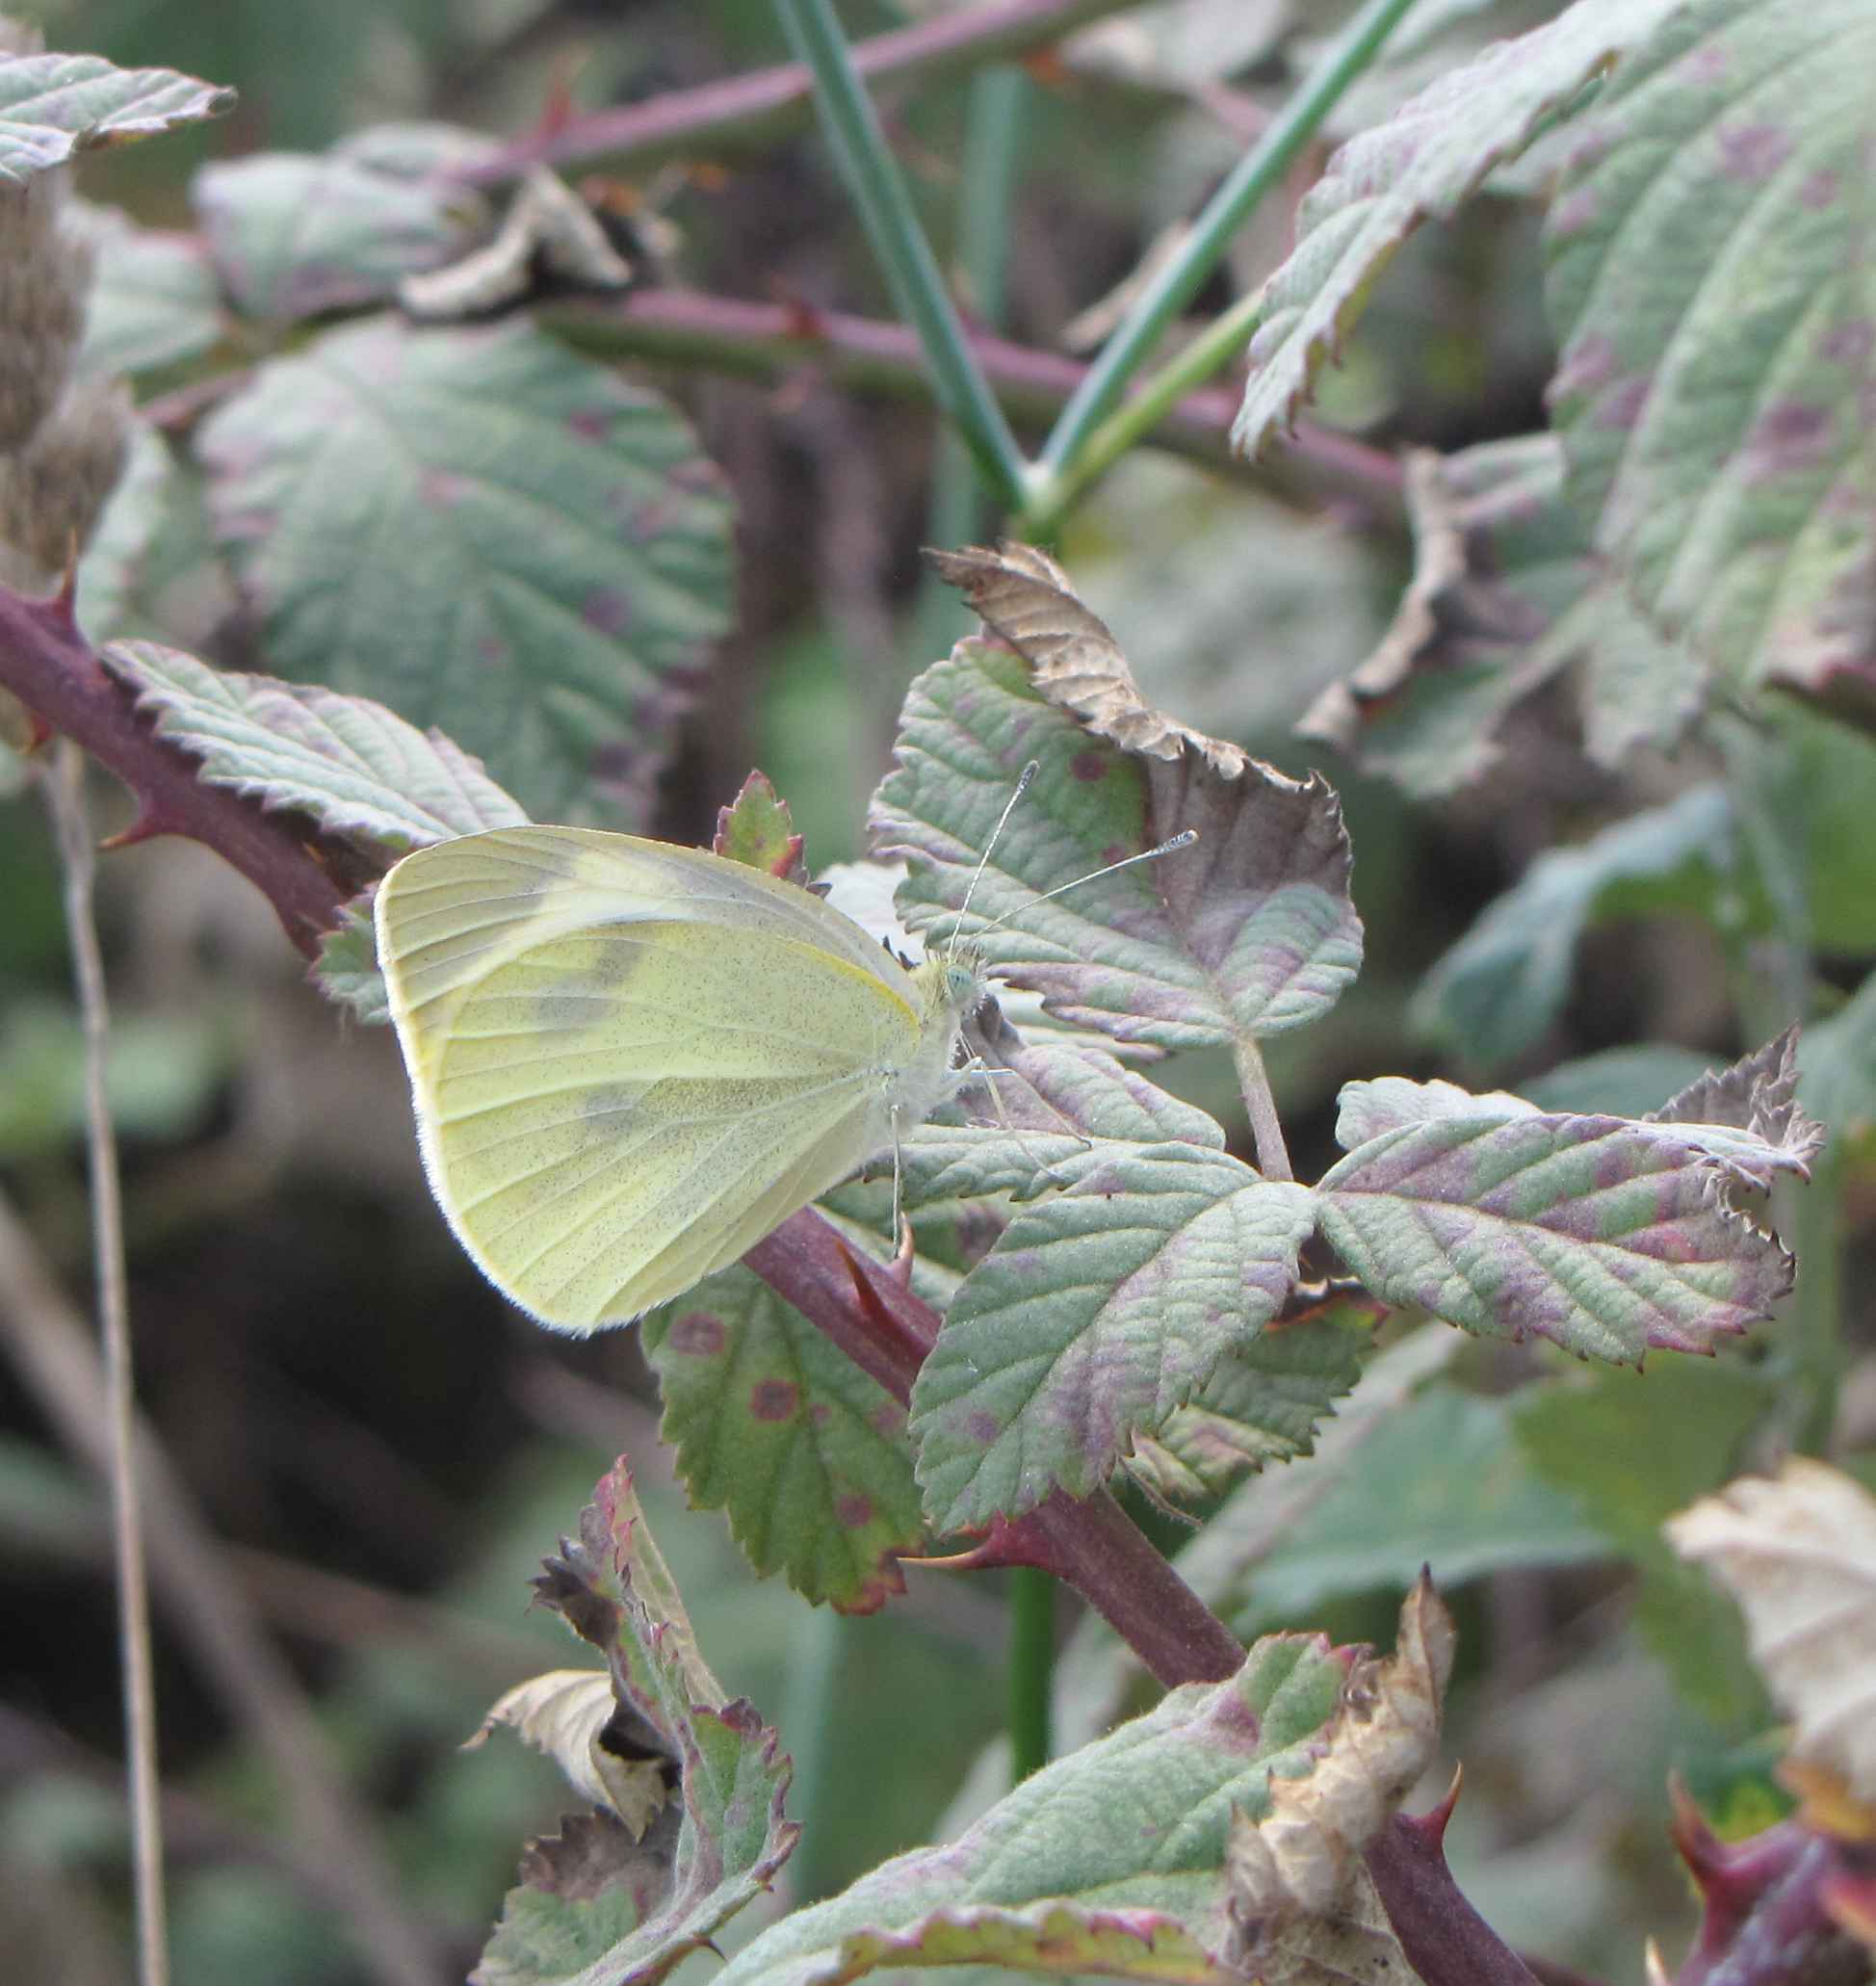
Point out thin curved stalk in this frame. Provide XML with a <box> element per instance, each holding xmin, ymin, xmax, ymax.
<box><xmin>43</xmin><ymin>742</ymin><xmax>168</xmax><ymax>1986</ymax></box>
<box><xmin>776</xmin><ymin>0</ymin><xmax>1031</xmax><ymax>508</ymax></box>
<box><xmin>1034</xmin><ymin>0</ymin><xmax>1422</xmax><ymax>493</ymax></box>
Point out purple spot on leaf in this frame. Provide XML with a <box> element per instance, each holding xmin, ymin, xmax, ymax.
<box><xmin>584</xmin><ymin>587</ymin><xmax>632</xmax><ymax>635</ymax></box>
<box><xmin>835</xmin><ymin>1493</ymin><xmax>873</xmax><ymax>1529</ymax></box>
<box><xmin>1748</xmin><ymin>402</ymin><xmax>1833</xmax><ymax>479</ymax></box>
<box><xmin>749</xmin><ymin>1379</ymin><xmax>798</xmax><ymax>1422</ymax></box>
<box><xmin>420</xmin><ymin>468</ymin><xmax>472</xmax><ymax>508</ymax></box>
<box><xmin>1819</xmin><ymin>321</ymin><xmax>1873</xmax><ymax>368</ymax></box>
<box><xmin>1683</xmin><ymin>40</ymin><xmax>1729</xmax><ymax>85</ymax></box>
<box><xmin>568</xmin><ymin>408</ymin><xmax>612</xmax><ymax>442</ymax></box>
<box><xmin>1069</xmin><ymin>751</ymin><xmax>1107</xmax><ymax>783</ymax></box>
<box><xmin>667</xmin><ymin>1310</ymin><xmax>724</xmax><ymax>1356</ymax></box>
<box><xmin>1800</xmin><ymin>170</ymin><xmax>1841</xmax><ymax>211</ymax></box>
<box><xmin>1597</xmin><ymin>376</ymin><xmax>1653</xmax><ymax>432</ymax></box>
<box><xmin>1549</xmin><ymin>185</ymin><xmax>1599</xmax><ymax>238</ymax></box>
<box><xmin>1717</xmin><ymin>124</ymin><xmax>1791</xmax><ymax>181</ymax></box>
<box><xmin>966</xmin><ymin>1410</ymin><xmax>1000</xmax><ymax>1446</ymax></box>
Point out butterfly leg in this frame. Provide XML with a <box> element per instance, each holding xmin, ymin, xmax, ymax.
<box><xmin>956</xmin><ymin>1057</ymin><xmax>1074</xmax><ymax>1189</ymax></box>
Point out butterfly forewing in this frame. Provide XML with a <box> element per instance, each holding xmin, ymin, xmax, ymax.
<box><xmin>377</xmin><ymin>827</ymin><xmax>937</xmax><ymax>1330</ymax></box>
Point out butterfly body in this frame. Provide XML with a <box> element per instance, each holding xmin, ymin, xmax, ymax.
<box><xmin>374</xmin><ymin>826</ymin><xmax>986</xmax><ymax>1333</ymax></box>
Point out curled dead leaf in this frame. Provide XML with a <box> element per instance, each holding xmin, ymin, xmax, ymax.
<box><xmin>1667</xmin><ymin>1460</ymin><xmax>1876</xmax><ymax>1806</ymax></box>
<box><xmin>1226</xmin><ymin>1576</ymin><xmax>1456</xmax><ymax>1956</ymax></box>
<box><xmin>468</xmin><ymin>1666</ymin><xmax>672</xmax><ymax>1841</ymax></box>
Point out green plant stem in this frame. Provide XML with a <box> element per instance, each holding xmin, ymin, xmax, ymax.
<box><xmin>776</xmin><ymin>0</ymin><xmax>1030</xmax><ymax>509</ymax></box>
<box><xmin>1022</xmin><ymin>287</ymin><xmax>1265</xmax><ymax>532</ymax></box>
<box><xmin>915</xmin><ymin>65</ymin><xmax>1029</xmax><ymax>661</ymax></box>
<box><xmin>42</xmin><ymin>742</ymin><xmax>168</xmax><ymax>1986</ymax></box>
<box><xmin>1032</xmin><ymin>0</ymin><xmax>1421</xmax><ymax>498</ymax></box>
<box><xmin>1232</xmin><ymin>1033</ymin><xmax>1292</xmax><ymax>1183</ymax></box>
<box><xmin>1007</xmin><ymin>1566</ymin><xmax>1055</xmax><ymax>1780</ymax></box>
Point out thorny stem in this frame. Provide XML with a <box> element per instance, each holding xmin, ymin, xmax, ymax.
<box><xmin>546</xmin><ymin>288</ymin><xmax>1407</xmax><ymax>504</ymax></box>
<box><xmin>42</xmin><ymin>742</ymin><xmax>169</xmax><ymax>1986</ymax></box>
<box><xmin>0</xmin><ymin>585</ymin><xmax>361</xmax><ymax>953</ymax></box>
<box><xmin>775</xmin><ymin>0</ymin><xmax>1030</xmax><ymax>507</ymax></box>
<box><xmin>453</xmin><ymin>0</ymin><xmax>1145</xmax><ymax>185</ymax></box>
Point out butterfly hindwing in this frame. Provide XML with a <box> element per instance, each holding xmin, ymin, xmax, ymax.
<box><xmin>376</xmin><ymin>827</ymin><xmax>932</xmax><ymax>1329</ymax></box>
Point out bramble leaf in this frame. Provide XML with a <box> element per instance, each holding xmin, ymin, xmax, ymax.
<box><xmin>476</xmin><ymin>1460</ymin><xmax>796</xmax><ymax>1986</ymax></box>
<box><xmin>640</xmin><ymin>1267</ymin><xmax>925</xmax><ymax>1615</ymax></box>
<box><xmin>1412</xmin><ymin>785</ymin><xmax>1740</xmax><ymax>1068</ymax></box>
<box><xmin>195</xmin><ymin>145</ymin><xmax>487</xmax><ymax>320</ymax></box>
<box><xmin>74</xmin><ymin>424</ymin><xmax>175</xmax><ymax>642</ymax></box>
<box><xmin>1545</xmin><ymin>0</ymin><xmax>1876</xmax><ymax>733</ymax></box>
<box><xmin>75</xmin><ymin>203</ymin><xmax>223</xmax><ymax>377</ymax></box>
<box><xmin>873</xmin><ymin>630</ymin><xmax>1362</xmax><ymax>1053</ymax></box>
<box><xmin>1316</xmin><ymin>1086</ymin><xmax>1802</xmax><ymax>1363</ymax></box>
<box><xmin>1232</xmin><ymin>0</ymin><xmax>1679</xmax><ymax>457</ymax></box>
<box><xmin>1300</xmin><ymin>435</ymin><xmax>1707</xmax><ymax>793</ymax></box>
<box><xmin>0</xmin><ymin>48</ymin><xmax>233</xmax><ymax>183</ymax></box>
<box><xmin>909</xmin><ymin>1144</ymin><xmax>1316</xmax><ymax>1529</ymax></box>
<box><xmin>1518</xmin><ymin>1357</ymin><xmax>1777</xmax><ymax>1727</ymax></box>
<box><xmin>1124</xmin><ymin>1305</ymin><xmax>1369</xmax><ymax>1507</ymax></box>
<box><xmin>99</xmin><ymin>640</ymin><xmax>529</xmax><ymax>850</ymax></box>
<box><xmin>1799</xmin><ymin>968</ymin><xmax>1876</xmax><ymax>1146</ymax></box>
<box><xmin>196</xmin><ymin>315</ymin><xmax>734</xmax><ymax>821</ymax></box>
<box><xmin>711</xmin><ymin>1630</ymin><xmax>1350</xmax><ymax>1986</ymax></box>
<box><xmin>313</xmin><ymin>901</ymin><xmax>388</xmax><ymax>1024</ymax></box>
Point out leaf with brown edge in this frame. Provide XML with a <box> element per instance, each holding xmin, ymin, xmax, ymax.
<box><xmin>475</xmin><ymin>1459</ymin><xmax>797</xmax><ymax>1986</ymax></box>
<box><xmin>1317</xmin><ymin>1087</ymin><xmax>1805</xmax><ymax>1364</ymax></box>
<box><xmin>925</xmin><ymin>541</ymin><xmax>1247</xmax><ymax>772</ymax></box>
<box><xmin>1225</xmin><ymin>1580</ymin><xmax>1453</xmax><ymax>1966</ymax></box>
<box><xmin>1647</xmin><ymin>1029</ymin><xmax>1826</xmax><ymax>1174</ymax></box>
<box><xmin>707</xmin><ymin>1629</ymin><xmax>1352</xmax><ymax>1986</ymax></box>
<box><xmin>713</xmin><ymin>770</ymin><xmax>809</xmax><ymax>883</ymax></box>
<box><xmin>0</xmin><ymin>48</ymin><xmax>234</xmax><ymax>183</ymax></box>
<box><xmin>1299</xmin><ymin>436</ymin><xmax>1706</xmax><ymax>796</ymax></box>
<box><xmin>872</xmin><ymin>626</ymin><xmax>1363</xmax><ymax>1054</ymax></box>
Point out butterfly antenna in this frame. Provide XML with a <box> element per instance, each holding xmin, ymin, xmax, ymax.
<box><xmin>946</xmin><ymin>759</ymin><xmax>1039</xmax><ymax>962</ymax></box>
<box><xmin>975</xmin><ymin>828</ymin><xmax>1197</xmax><ymax>934</ymax></box>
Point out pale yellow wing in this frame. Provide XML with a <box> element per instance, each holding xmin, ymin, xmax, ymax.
<box><xmin>375</xmin><ymin>827</ymin><xmax>928</xmax><ymax>1331</ymax></box>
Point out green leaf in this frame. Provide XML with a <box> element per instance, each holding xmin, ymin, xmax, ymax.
<box><xmin>640</xmin><ymin>1267</ymin><xmax>926</xmax><ymax>1616</ymax></box>
<box><xmin>1232</xmin><ymin>0</ymin><xmax>1679</xmax><ymax>456</ymax></box>
<box><xmin>0</xmin><ymin>49</ymin><xmax>234</xmax><ymax>183</ymax></box>
<box><xmin>74</xmin><ymin>422</ymin><xmax>175</xmax><ymax>641</ymax></box>
<box><xmin>1521</xmin><ymin>1043</ymin><xmax>1723</xmax><ymax>1119</ymax></box>
<box><xmin>1798</xmin><ymin>967</ymin><xmax>1876</xmax><ymax>1147</ymax></box>
<box><xmin>1230</xmin><ymin>1383</ymin><xmax>1608</xmax><ymax>1633</ymax></box>
<box><xmin>1517</xmin><ymin>1358</ymin><xmax>1775</xmax><ymax>1728</ymax></box>
<box><xmin>477</xmin><ymin>1460</ymin><xmax>797</xmax><ymax>1986</ymax></box>
<box><xmin>1316</xmin><ymin>1093</ymin><xmax>1800</xmax><ymax>1364</ymax></box>
<box><xmin>712</xmin><ymin>771</ymin><xmax>808</xmax><ymax>881</ymax></box>
<box><xmin>312</xmin><ymin>901</ymin><xmax>387</xmax><ymax>1025</ymax></box>
<box><xmin>1544</xmin><ymin>0</ymin><xmax>1876</xmax><ymax>732</ymax></box>
<box><xmin>873</xmin><ymin>637</ymin><xmax>1362</xmax><ymax>1053</ymax></box>
<box><xmin>1412</xmin><ymin>784</ymin><xmax>1740</xmax><ymax>1068</ymax></box>
<box><xmin>1300</xmin><ymin>435</ymin><xmax>1707</xmax><ymax>794</ymax></box>
<box><xmin>74</xmin><ymin>203</ymin><xmax>223</xmax><ymax>377</ymax></box>
<box><xmin>1144</xmin><ymin>1327</ymin><xmax>1464</xmax><ymax>1683</ymax></box>
<box><xmin>193</xmin><ymin>147</ymin><xmax>486</xmax><ymax>320</ymax></box>
<box><xmin>909</xmin><ymin>1145</ymin><xmax>1316</xmax><ymax>1528</ymax></box>
<box><xmin>100</xmin><ymin>639</ymin><xmax>530</xmax><ymax>851</ymax></box>
<box><xmin>713</xmin><ymin>1633</ymin><xmax>1348</xmax><ymax>1986</ymax></box>
<box><xmin>195</xmin><ymin>315</ymin><xmax>735</xmax><ymax>820</ymax></box>
<box><xmin>1124</xmin><ymin>1305</ymin><xmax>1370</xmax><ymax>1506</ymax></box>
